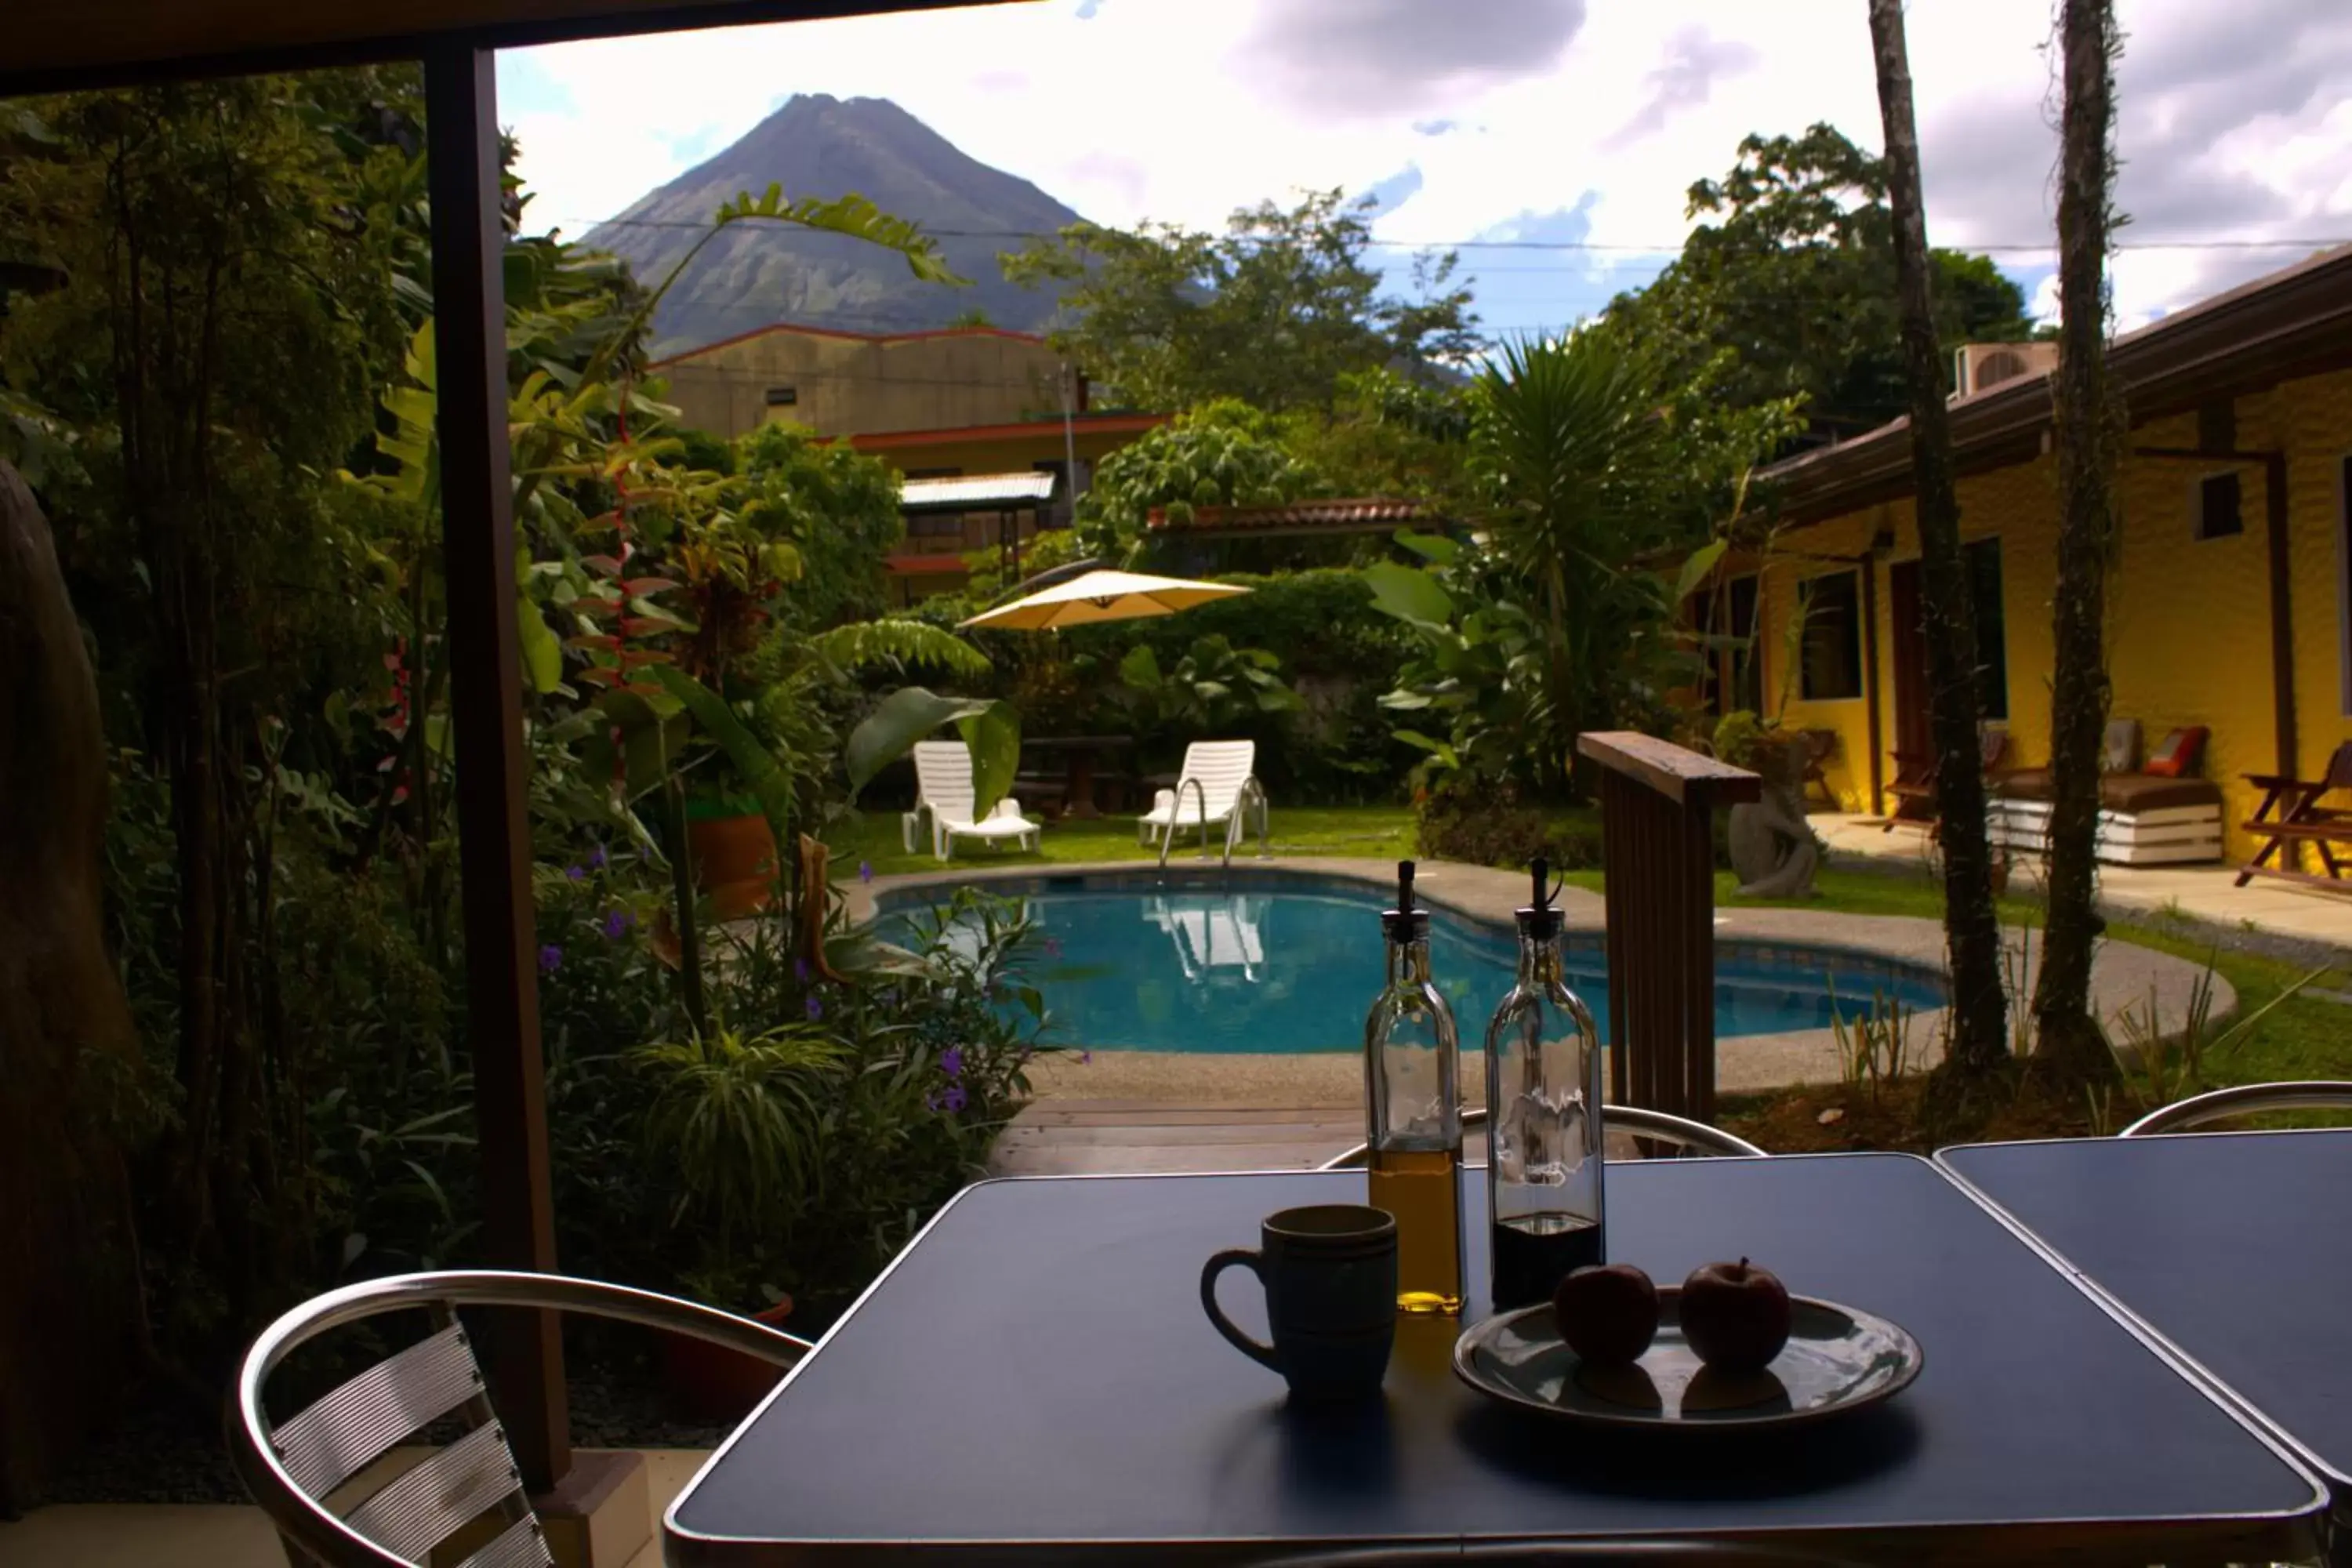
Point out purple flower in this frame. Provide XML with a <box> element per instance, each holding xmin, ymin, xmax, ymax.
<box><xmin>942</xmin><ymin>1084</ymin><xmax>967</xmax><ymax>1115</ymax></box>
<box><xmin>858</xmin><ymin>860</ymin><xmax>874</xmax><ymax>884</ymax></box>
<box><xmin>601</xmin><ymin>909</ymin><xmax>632</xmax><ymax>940</ymax></box>
<box><xmin>538</xmin><ymin>944</ymin><xmax>563</xmax><ymax>975</ymax></box>
<box><xmin>564</xmin><ymin>864</ymin><xmax>585</xmax><ymax>882</ymax></box>
<box><xmin>804</xmin><ymin>993</ymin><xmax>824</xmax><ymax>1022</ymax></box>
<box><xmin>793</xmin><ymin>956</ymin><xmax>811</xmax><ymax>983</ymax></box>
<box><xmin>941</xmin><ymin>1047</ymin><xmax>965</xmax><ymax>1080</ymax></box>
<box><xmin>1078</xmin><ymin>1050</ymin><xmax>1093</xmax><ymax>1065</ymax></box>
<box><xmin>1042</xmin><ymin>935</ymin><xmax>1064</xmax><ymax>960</ymax></box>
<box><xmin>589</xmin><ymin>845</ymin><xmax>608</xmax><ymax>870</ymax></box>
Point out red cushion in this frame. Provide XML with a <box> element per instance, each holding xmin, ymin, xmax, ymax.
<box><xmin>2143</xmin><ymin>726</ymin><xmax>2208</xmax><ymax>778</ymax></box>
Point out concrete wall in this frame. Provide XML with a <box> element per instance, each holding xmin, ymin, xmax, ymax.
<box><xmin>1758</xmin><ymin>365</ymin><xmax>2352</xmax><ymax>862</ymax></box>
<box><xmin>653</xmin><ymin>325</ymin><xmax>1068</xmax><ymax>440</ymax></box>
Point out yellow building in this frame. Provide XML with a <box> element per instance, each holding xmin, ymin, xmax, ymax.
<box><xmin>650</xmin><ymin>321</ymin><xmax>1171</xmax><ymax>602</ymax></box>
<box><xmin>1737</xmin><ymin>246</ymin><xmax>2352</xmax><ymax>864</ymax></box>
<box><xmin>650</xmin><ymin>322</ymin><xmax>1075</xmax><ymax>441</ymax></box>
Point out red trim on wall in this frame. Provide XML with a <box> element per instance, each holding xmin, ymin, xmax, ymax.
<box><xmin>850</xmin><ymin>412</ymin><xmax>1170</xmax><ymax>452</ymax></box>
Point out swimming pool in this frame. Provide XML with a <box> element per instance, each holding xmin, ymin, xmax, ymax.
<box><xmin>875</xmin><ymin>873</ymin><xmax>1947</xmax><ymax>1055</ymax></box>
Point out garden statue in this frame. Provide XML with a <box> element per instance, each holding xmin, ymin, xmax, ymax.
<box><xmin>1726</xmin><ymin>731</ymin><xmax>1821</xmax><ymax>899</ymax></box>
<box><xmin>0</xmin><ymin>460</ymin><xmax>142</xmax><ymax>1510</ymax></box>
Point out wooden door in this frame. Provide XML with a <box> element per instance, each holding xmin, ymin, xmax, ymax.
<box><xmin>1889</xmin><ymin>560</ymin><xmax>1930</xmax><ymax>761</ymax></box>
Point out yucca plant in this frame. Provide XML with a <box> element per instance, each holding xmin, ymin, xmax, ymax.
<box><xmin>633</xmin><ymin>1022</ymin><xmax>848</xmax><ymax>1269</ymax></box>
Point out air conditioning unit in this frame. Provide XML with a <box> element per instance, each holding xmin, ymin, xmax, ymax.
<box><xmin>1951</xmin><ymin>341</ymin><xmax>2059</xmax><ymax>399</ymax></box>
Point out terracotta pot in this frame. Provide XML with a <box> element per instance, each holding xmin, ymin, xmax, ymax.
<box><xmin>660</xmin><ymin>1297</ymin><xmax>797</xmax><ymax>1423</ymax></box>
<box><xmin>685</xmin><ymin>812</ymin><xmax>777</xmax><ymax>920</ymax></box>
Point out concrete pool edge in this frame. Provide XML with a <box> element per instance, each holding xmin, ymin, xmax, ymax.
<box><xmin>849</xmin><ymin>856</ymin><xmax>2233</xmax><ymax>1097</ymax></box>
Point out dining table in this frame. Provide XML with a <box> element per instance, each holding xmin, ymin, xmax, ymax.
<box><xmin>1939</xmin><ymin>1127</ymin><xmax>2352</xmax><ymax>1552</ymax></box>
<box><xmin>662</xmin><ymin>1154</ymin><xmax>2328</xmax><ymax>1566</ymax></box>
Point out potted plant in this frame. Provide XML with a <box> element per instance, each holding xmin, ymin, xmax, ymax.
<box><xmin>632</xmin><ymin>1019</ymin><xmax>846</xmax><ymax>1420</ymax></box>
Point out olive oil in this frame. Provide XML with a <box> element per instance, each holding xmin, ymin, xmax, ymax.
<box><xmin>1363</xmin><ymin>862</ymin><xmax>1466</xmax><ymax>1317</ymax></box>
<box><xmin>1369</xmin><ymin>1147</ymin><xmax>1465</xmax><ymax>1315</ymax></box>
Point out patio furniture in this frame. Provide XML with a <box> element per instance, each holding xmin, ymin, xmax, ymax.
<box><xmin>2118</xmin><ymin>1080</ymin><xmax>2352</xmax><ymax>1136</ymax></box>
<box><xmin>227</xmin><ymin>1269</ymin><xmax>807</xmax><ymax>1568</ymax></box>
<box><xmin>2238</xmin><ymin>739</ymin><xmax>2352</xmax><ymax>890</ymax></box>
<box><xmin>1991</xmin><ymin>723</ymin><xmax>2223</xmax><ymax>865</ymax></box>
<box><xmin>1798</xmin><ymin>728</ymin><xmax>1839</xmax><ymax>808</ymax></box>
<box><xmin>1883</xmin><ymin>726</ymin><xmax>2009</xmax><ymax>834</ymax></box>
<box><xmin>1938</xmin><ymin>1131</ymin><xmax>2352</xmax><ymax>1549</ymax></box>
<box><xmin>1258</xmin><ymin>1544</ymin><xmax>1870</xmax><ymax>1566</ymax></box>
<box><xmin>662</xmin><ymin>1158</ymin><xmax>2326</xmax><ymax>1564</ymax></box>
<box><xmin>1138</xmin><ymin>739</ymin><xmax>1265</xmax><ymax>854</ymax></box>
<box><xmin>905</xmin><ymin>739</ymin><xmax>1041</xmax><ymax>861</ymax></box>
<box><xmin>1021</xmin><ymin>733</ymin><xmax>1136</xmax><ymax>820</ymax></box>
<box><xmin>1316</xmin><ymin>1105</ymin><xmax>1766</xmax><ymax>1171</ymax></box>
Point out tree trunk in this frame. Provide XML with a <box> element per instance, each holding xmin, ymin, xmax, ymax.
<box><xmin>2033</xmin><ymin>0</ymin><xmax>2125</xmax><ymax>1086</ymax></box>
<box><xmin>1867</xmin><ymin>0</ymin><xmax>2010</xmax><ymax>1079</ymax></box>
<box><xmin>0</xmin><ymin>463</ymin><xmax>143</xmax><ymax>1512</ymax></box>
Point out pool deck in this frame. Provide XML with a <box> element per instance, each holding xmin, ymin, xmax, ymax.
<box><xmin>852</xmin><ymin>855</ymin><xmax>2229</xmax><ymax>1171</ymax></box>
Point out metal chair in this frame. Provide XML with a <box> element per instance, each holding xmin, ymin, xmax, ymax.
<box><xmin>2118</xmin><ymin>1080</ymin><xmax>2352</xmax><ymax>1137</ymax></box>
<box><xmin>227</xmin><ymin>1269</ymin><xmax>809</xmax><ymax>1568</ymax></box>
<box><xmin>1319</xmin><ymin>1105</ymin><xmax>1766</xmax><ymax>1172</ymax></box>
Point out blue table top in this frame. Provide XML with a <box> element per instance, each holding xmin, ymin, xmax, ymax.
<box><xmin>1940</xmin><ymin>1128</ymin><xmax>2352</xmax><ymax>1494</ymax></box>
<box><xmin>666</xmin><ymin>1155</ymin><xmax>2324</xmax><ymax>1565</ymax></box>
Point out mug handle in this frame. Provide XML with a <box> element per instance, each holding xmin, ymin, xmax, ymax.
<box><xmin>1200</xmin><ymin>1248</ymin><xmax>1279</xmax><ymax>1370</ymax></box>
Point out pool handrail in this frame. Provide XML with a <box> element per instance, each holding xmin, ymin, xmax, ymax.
<box><xmin>1158</xmin><ymin>775</ymin><xmax>1211</xmax><ymax>870</ymax></box>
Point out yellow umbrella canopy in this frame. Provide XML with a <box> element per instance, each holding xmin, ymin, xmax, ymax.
<box><xmin>957</xmin><ymin>569</ymin><xmax>1250</xmax><ymax>630</ymax></box>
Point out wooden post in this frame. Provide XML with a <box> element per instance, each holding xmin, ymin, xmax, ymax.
<box><xmin>423</xmin><ymin>43</ymin><xmax>571</xmax><ymax>1493</ymax></box>
<box><xmin>1580</xmin><ymin>732</ymin><xmax>1759</xmax><ymax>1121</ymax></box>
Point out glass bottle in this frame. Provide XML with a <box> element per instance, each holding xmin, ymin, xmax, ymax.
<box><xmin>1484</xmin><ymin>858</ymin><xmax>1606</xmax><ymax>1310</ymax></box>
<box><xmin>1363</xmin><ymin>860</ymin><xmax>1465</xmax><ymax>1316</ymax></box>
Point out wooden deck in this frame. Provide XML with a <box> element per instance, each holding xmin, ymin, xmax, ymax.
<box><xmin>988</xmin><ymin>1100</ymin><xmax>1359</xmax><ymax>1176</ymax></box>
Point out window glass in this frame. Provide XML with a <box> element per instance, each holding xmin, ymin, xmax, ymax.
<box><xmin>2197</xmin><ymin>471</ymin><xmax>2243</xmax><ymax>539</ymax></box>
<box><xmin>1800</xmin><ymin>571</ymin><xmax>1864</xmax><ymax>702</ymax></box>
<box><xmin>1966</xmin><ymin>538</ymin><xmax>2008</xmax><ymax>720</ymax></box>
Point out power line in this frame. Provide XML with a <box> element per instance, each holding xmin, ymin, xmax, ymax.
<box><xmin>536</xmin><ymin>213</ymin><xmax>2351</xmax><ymax>255</ymax></box>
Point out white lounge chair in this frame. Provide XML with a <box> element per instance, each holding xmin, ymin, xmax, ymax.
<box><xmin>905</xmin><ymin>739</ymin><xmax>1041</xmax><ymax>861</ymax></box>
<box><xmin>1138</xmin><ymin>740</ymin><xmax>1265</xmax><ymax>855</ymax></box>
<box><xmin>1146</xmin><ymin>892</ymin><xmax>1268</xmax><ymax>982</ymax></box>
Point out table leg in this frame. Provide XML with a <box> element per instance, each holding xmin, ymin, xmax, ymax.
<box><xmin>1065</xmin><ymin>748</ymin><xmax>1101</xmax><ymax>820</ymax></box>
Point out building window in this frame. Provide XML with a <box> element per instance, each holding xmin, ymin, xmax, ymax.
<box><xmin>1703</xmin><ymin>575</ymin><xmax>1762</xmax><ymax>715</ymax></box>
<box><xmin>763</xmin><ymin>386</ymin><xmax>798</xmax><ymax>407</ymax></box>
<box><xmin>1966</xmin><ymin>537</ymin><xmax>2009</xmax><ymax>720</ymax></box>
<box><xmin>2197</xmin><ymin>471</ymin><xmax>2243</xmax><ymax>539</ymax></box>
<box><xmin>907</xmin><ymin>514</ymin><xmax>967</xmax><ymax>540</ymax></box>
<box><xmin>1799</xmin><ymin>570</ymin><xmax>1864</xmax><ymax>702</ymax></box>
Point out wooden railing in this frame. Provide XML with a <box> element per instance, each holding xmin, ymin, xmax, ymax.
<box><xmin>1577</xmin><ymin>731</ymin><xmax>1761</xmax><ymax>1125</ymax></box>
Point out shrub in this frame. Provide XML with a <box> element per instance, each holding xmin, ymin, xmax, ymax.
<box><xmin>1413</xmin><ymin>786</ymin><xmax>1605</xmax><ymax>871</ymax></box>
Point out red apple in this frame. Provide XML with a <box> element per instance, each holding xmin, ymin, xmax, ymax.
<box><xmin>1678</xmin><ymin>1258</ymin><xmax>1792</xmax><ymax>1373</ymax></box>
<box><xmin>1552</xmin><ymin>1263</ymin><xmax>1660</xmax><ymax>1366</ymax></box>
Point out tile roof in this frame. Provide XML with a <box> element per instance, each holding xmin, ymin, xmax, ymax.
<box><xmin>1144</xmin><ymin>498</ymin><xmax>1432</xmax><ymax>536</ymax></box>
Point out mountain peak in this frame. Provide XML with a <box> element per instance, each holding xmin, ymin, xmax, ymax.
<box><xmin>586</xmin><ymin>95</ymin><xmax>1083</xmax><ymax>352</ymax></box>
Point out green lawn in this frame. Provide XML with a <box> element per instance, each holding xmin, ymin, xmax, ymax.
<box><xmin>825</xmin><ymin>802</ymin><xmax>1415</xmax><ymax>879</ymax></box>
<box><xmin>834</xmin><ymin>801</ymin><xmax>2352</xmax><ymax>1094</ymax></box>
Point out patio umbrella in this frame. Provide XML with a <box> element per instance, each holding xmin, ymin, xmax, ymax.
<box><xmin>957</xmin><ymin>568</ymin><xmax>1250</xmax><ymax>630</ymax></box>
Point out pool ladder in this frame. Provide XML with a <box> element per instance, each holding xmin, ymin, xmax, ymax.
<box><xmin>1156</xmin><ymin>775</ymin><xmax>1271</xmax><ymax>874</ymax></box>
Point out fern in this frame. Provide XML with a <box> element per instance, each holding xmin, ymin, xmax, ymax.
<box><xmin>808</xmin><ymin>619</ymin><xmax>992</xmax><ymax>679</ymax></box>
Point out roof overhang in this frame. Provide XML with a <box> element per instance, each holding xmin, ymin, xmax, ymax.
<box><xmin>899</xmin><ymin>472</ymin><xmax>1058</xmax><ymax>510</ymax></box>
<box><xmin>1145</xmin><ymin>498</ymin><xmax>1437</xmax><ymax>539</ymax></box>
<box><xmin>1762</xmin><ymin>245</ymin><xmax>2352</xmax><ymax>528</ymax></box>
<box><xmin>0</xmin><ymin>0</ymin><xmax>1020</xmax><ymax>96</ymax></box>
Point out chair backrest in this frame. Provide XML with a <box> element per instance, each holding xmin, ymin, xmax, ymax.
<box><xmin>2324</xmin><ymin>740</ymin><xmax>2352</xmax><ymax>792</ymax></box>
<box><xmin>1177</xmin><ymin>740</ymin><xmax>1258</xmax><ymax>815</ymax></box>
<box><xmin>228</xmin><ymin>1271</ymin><xmax>808</xmax><ymax>1568</ymax></box>
<box><xmin>1318</xmin><ymin>1105</ymin><xmax>1766</xmax><ymax>1172</ymax></box>
<box><xmin>912</xmin><ymin>739</ymin><xmax>979</xmax><ymax>823</ymax></box>
<box><xmin>2118</xmin><ymin>1080</ymin><xmax>2352</xmax><ymax>1137</ymax></box>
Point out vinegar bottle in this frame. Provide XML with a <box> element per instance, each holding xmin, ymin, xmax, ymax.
<box><xmin>1483</xmin><ymin>858</ymin><xmax>1607</xmax><ymax>1310</ymax></box>
<box><xmin>1363</xmin><ymin>860</ymin><xmax>1465</xmax><ymax>1316</ymax></box>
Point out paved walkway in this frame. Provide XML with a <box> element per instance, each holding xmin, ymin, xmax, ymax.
<box><xmin>1813</xmin><ymin>813</ymin><xmax>2352</xmax><ymax>951</ymax></box>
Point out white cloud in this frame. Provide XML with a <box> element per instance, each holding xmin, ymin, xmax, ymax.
<box><xmin>499</xmin><ymin>0</ymin><xmax>2352</xmax><ymax>333</ymax></box>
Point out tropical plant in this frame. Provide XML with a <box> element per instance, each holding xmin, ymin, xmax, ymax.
<box><xmin>1117</xmin><ymin>634</ymin><xmax>1303</xmax><ymax>745</ymax></box>
<box><xmin>1073</xmin><ymin>401</ymin><xmax>1325</xmax><ymax>562</ymax></box>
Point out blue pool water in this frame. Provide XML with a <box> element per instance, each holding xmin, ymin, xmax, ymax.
<box><xmin>878</xmin><ymin>877</ymin><xmax>1947</xmax><ymax>1054</ymax></box>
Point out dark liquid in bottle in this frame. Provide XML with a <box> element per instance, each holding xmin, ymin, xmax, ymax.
<box><xmin>1490</xmin><ymin>1214</ymin><xmax>1603</xmax><ymax>1310</ymax></box>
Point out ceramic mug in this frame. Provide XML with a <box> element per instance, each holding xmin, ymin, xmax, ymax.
<box><xmin>1200</xmin><ymin>1204</ymin><xmax>1398</xmax><ymax>1401</ymax></box>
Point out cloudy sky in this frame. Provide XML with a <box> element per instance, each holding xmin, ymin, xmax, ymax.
<box><xmin>500</xmin><ymin>0</ymin><xmax>2352</xmax><ymax>337</ymax></box>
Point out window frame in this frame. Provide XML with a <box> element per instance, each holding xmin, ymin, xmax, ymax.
<box><xmin>1965</xmin><ymin>535</ymin><xmax>2009</xmax><ymax>721</ymax></box>
<box><xmin>2195</xmin><ymin>470</ymin><xmax>2245</xmax><ymax>540</ymax></box>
